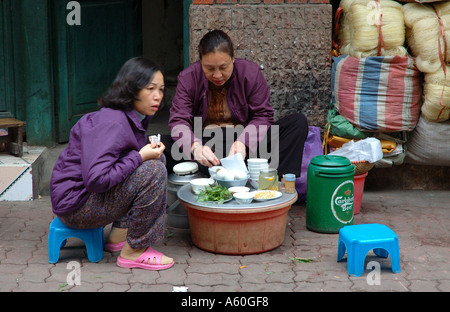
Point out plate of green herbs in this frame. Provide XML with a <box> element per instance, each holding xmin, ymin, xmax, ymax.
<box><xmin>197</xmin><ymin>184</ymin><xmax>233</xmax><ymax>204</ymax></box>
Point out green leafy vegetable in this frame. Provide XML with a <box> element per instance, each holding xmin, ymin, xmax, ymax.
<box><xmin>290</xmin><ymin>257</ymin><xmax>316</xmax><ymax>263</ymax></box>
<box><xmin>197</xmin><ymin>185</ymin><xmax>232</xmax><ymax>204</ymax></box>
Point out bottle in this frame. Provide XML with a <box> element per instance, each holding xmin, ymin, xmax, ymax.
<box><xmin>258</xmin><ymin>168</ymin><xmax>279</xmax><ymax>191</ymax></box>
<box><xmin>284</xmin><ymin>174</ymin><xmax>296</xmax><ymax>194</ymax></box>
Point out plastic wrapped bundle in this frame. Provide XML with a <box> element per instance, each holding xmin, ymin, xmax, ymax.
<box><xmin>403</xmin><ymin>2</ymin><xmax>450</xmax><ymax>73</ymax></box>
<box><xmin>406</xmin><ymin>115</ymin><xmax>450</xmax><ymax>166</ymax></box>
<box><xmin>422</xmin><ymin>65</ymin><xmax>450</xmax><ymax>122</ymax></box>
<box><xmin>338</xmin><ymin>0</ymin><xmax>407</xmax><ymax>58</ymax></box>
<box><xmin>332</xmin><ymin>54</ymin><xmax>422</xmax><ymax>132</ymax></box>
<box><xmin>398</xmin><ymin>0</ymin><xmax>448</xmax><ymax>3</ymax></box>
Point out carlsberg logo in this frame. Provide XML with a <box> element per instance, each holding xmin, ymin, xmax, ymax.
<box><xmin>331</xmin><ymin>180</ymin><xmax>354</xmax><ymax>224</ymax></box>
<box><xmin>335</xmin><ymin>196</ymin><xmax>353</xmax><ymax>211</ymax></box>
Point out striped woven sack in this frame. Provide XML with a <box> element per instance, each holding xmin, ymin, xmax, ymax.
<box><xmin>332</xmin><ymin>55</ymin><xmax>422</xmax><ymax>132</ymax></box>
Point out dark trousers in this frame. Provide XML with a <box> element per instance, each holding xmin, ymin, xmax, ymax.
<box><xmin>162</xmin><ymin>113</ymin><xmax>308</xmax><ymax>178</ymax></box>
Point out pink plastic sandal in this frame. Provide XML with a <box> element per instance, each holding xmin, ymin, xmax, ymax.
<box><xmin>116</xmin><ymin>247</ymin><xmax>174</xmax><ymax>271</ymax></box>
<box><xmin>105</xmin><ymin>241</ymin><xmax>126</xmax><ymax>252</ymax></box>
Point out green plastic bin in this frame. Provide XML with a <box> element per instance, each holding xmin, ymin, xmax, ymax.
<box><xmin>306</xmin><ymin>155</ymin><xmax>355</xmax><ymax>233</ymax></box>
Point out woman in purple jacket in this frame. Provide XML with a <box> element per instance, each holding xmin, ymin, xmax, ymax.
<box><xmin>163</xmin><ymin>29</ymin><xmax>308</xmax><ymax>178</ymax></box>
<box><xmin>50</xmin><ymin>58</ymin><xmax>174</xmax><ymax>271</ymax></box>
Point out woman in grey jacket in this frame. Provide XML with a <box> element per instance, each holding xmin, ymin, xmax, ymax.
<box><xmin>164</xmin><ymin>30</ymin><xmax>308</xmax><ymax>178</ymax></box>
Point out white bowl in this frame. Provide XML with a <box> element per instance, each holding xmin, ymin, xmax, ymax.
<box><xmin>208</xmin><ymin>166</ymin><xmax>225</xmax><ymax>178</ymax></box>
<box><xmin>233</xmin><ymin>191</ymin><xmax>255</xmax><ymax>204</ymax></box>
<box><xmin>248</xmin><ymin>162</ymin><xmax>268</xmax><ymax>167</ymax></box>
<box><xmin>247</xmin><ymin>158</ymin><xmax>268</xmax><ymax>165</ymax></box>
<box><xmin>228</xmin><ymin>186</ymin><xmax>250</xmax><ymax>195</ymax></box>
<box><xmin>248</xmin><ymin>167</ymin><xmax>267</xmax><ymax>171</ymax></box>
<box><xmin>215</xmin><ymin>175</ymin><xmax>249</xmax><ymax>188</ymax></box>
<box><xmin>248</xmin><ymin>161</ymin><xmax>268</xmax><ymax>165</ymax></box>
<box><xmin>249</xmin><ymin>179</ymin><xmax>259</xmax><ymax>189</ymax></box>
<box><xmin>190</xmin><ymin>178</ymin><xmax>215</xmax><ymax>194</ymax></box>
<box><xmin>248</xmin><ymin>165</ymin><xmax>269</xmax><ymax>171</ymax></box>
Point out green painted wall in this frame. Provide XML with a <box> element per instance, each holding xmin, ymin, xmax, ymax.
<box><xmin>17</xmin><ymin>0</ymin><xmax>55</xmax><ymax>146</ymax></box>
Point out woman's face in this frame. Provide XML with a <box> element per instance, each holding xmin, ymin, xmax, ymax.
<box><xmin>201</xmin><ymin>51</ymin><xmax>234</xmax><ymax>87</ymax></box>
<box><xmin>134</xmin><ymin>71</ymin><xmax>164</xmax><ymax>116</ymax></box>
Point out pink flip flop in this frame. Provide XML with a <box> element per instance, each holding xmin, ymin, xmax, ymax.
<box><xmin>116</xmin><ymin>247</ymin><xmax>174</xmax><ymax>271</ymax></box>
<box><xmin>105</xmin><ymin>241</ymin><xmax>125</xmax><ymax>252</ymax></box>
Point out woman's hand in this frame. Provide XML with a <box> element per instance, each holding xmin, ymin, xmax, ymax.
<box><xmin>192</xmin><ymin>143</ymin><xmax>220</xmax><ymax>168</ymax></box>
<box><xmin>139</xmin><ymin>141</ymin><xmax>165</xmax><ymax>162</ymax></box>
<box><xmin>228</xmin><ymin>140</ymin><xmax>247</xmax><ymax>159</ymax></box>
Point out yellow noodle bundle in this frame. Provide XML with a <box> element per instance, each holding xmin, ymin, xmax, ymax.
<box><xmin>422</xmin><ymin>65</ymin><xmax>450</xmax><ymax>122</ymax></box>
<box><xmin>338</xmin><ymin>0</ymin><xmax>406</xmax><ymax>58</ymax></box>
<box><xmin>403</xmin><ymin>2</ymin><xmax>450</xmax><ymax>73</ymax></box>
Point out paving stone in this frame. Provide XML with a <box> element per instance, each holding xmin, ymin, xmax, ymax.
<box><xmin>408</xmin><ymin>279</ymin><xmax>440</xmax><ymax>292</ymax></box>
<box><xmin>98</xmin><ymin>282</ymin><xmax>131</xmax><ymax>292</ymax></box>
<box><xmin>239</xmin><ymin>282</ymin><xmax>295</xmax><ymax>292</ymax></box>
<box><xmin>293</xmin><ymin>281</ymin><xmax>325</xmax><ymax>292</ymax></box>
<box><xmin>0</xmin><ymin>191</ymin><xmax>448</xmax><ymax>293</ymax></box>
<box><xmin>437</xmin><ymin>279</ymin><xmax>450</xmax><ymax>292</ymax></box>
<box><xmin>14</xmin><ymin>281</ymin><xmax>73</xmax><ymax>292</ymax></box>
<box><xmin>20</xmin><ymin>263</ymin><xmax>52</xmax><ymax>283</ymax></box>
<box><xmin>186</xmin><ymin>262</ymin><xmax>240</xmax><ymax>275</ymax></box>
<box><xmin>350</xmin><ymin>277</ymin><xmax>411</xmax><ymax>292</ymax></box>
<box><xmin>185</xmin><ymin>272</ymin><xmax>241</xmax><ymax>287</ymax></box>
<box><xmin>321</xmin><ymin>280</ymin><xmax>353</xmax><ymax>292</ymax></box>
<box><xmin>157</xmin><ymin>263</ymin><xmax>188</xmax><ymax>285</ymax></box>
<box><xmin>0</xmin><ymin>273</ymin><xmax>20</xmax><ymax>291</ymax></box>
<box><xmin>239</xmin><ymin>263</ymin><xmax>270</xmax><ymax>284</ymax></box>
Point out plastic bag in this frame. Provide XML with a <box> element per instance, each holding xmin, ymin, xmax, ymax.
<box><xmin>329</xmin><ymin>137</ymin><xmax>383</xmax><ymax>163</ymax></box>
<box><xmin>405</xmin><ymin>116</ymin><xmax>450</xmax><ymax>166</ymax></box>
<box><xmin>327</xmin><ymin>102</ymin><xmax>369</xmax><ymax>139</ymax></box>
<box><xmin>296</xmin><ymin>126</ymin><xmax>323</xmax><ymax>203</ymax></box>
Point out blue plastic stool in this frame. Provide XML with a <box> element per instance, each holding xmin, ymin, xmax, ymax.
<box><xmin>48</xmin><ymin>217</ymin><xmax>104</xmax><ymax>264</ymax></box>
<box><xmin>337</xmin><ymin>223</ymin><xmax>401</xmax><ymax>277</ymax></box>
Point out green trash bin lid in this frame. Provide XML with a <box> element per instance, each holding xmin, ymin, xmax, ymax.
<box><xmin>311</xmin><ymin>155</ymin><xmax>352</xmax><ymax>167</ymax></box>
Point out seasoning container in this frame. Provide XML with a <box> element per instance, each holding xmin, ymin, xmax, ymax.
<box><xmin>284</xmin><ymin>174</ymin><xmax>296</xmax><ymax>194</ymax></box>
<box><xmin>258</xmin><ymin>168</ymin><xmax>278</xmax><ymax>191</ymax></box>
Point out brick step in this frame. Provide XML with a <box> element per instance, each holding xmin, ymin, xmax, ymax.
<box><xmin>0</xmin><ymin>145</ymin><xmax>46</xmax><ymax>201</ymax></box>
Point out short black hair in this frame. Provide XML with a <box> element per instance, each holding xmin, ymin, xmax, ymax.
<box><xmin>98</xmin><ymin>57</ymin><xmax>163</xmax><ymax>111</ymax></box>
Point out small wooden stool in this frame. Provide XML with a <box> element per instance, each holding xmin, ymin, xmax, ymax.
<box><xmin>0</xmin><ymin>118</ymin><xmax>25</xmax><ymax>157</ymax></box>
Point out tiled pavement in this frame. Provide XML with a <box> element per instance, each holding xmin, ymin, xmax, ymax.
<box><xmin>0</xmin><ymin>190</ymin><xmax>449</xmax><ymax>293</ymax></box>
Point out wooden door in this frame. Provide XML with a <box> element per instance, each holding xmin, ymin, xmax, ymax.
<box><xmin>52</xmin><ymin>0</ymin><xmax>142</xmax><ymax>142</ymax></box>
<box><xmin>0</xmin><ymin>0</ymin><xmax>14</xmax><ymax>119</ymax></box>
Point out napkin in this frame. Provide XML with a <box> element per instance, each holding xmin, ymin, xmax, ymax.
<box><xmin>220</xmin><ymin>153</ymin><xmax>248</xmax><ymax>173</ymax></box>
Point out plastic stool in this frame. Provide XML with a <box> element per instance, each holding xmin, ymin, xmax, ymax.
<box><xmin>337</xmin><ymin>223</ymin><xmax>401</xmax><ymax>277</ymax></box>
<box><xmin>48</xmin><ymin>217</ymin><xmax>104</xmax><ymax>264</ymax></box>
